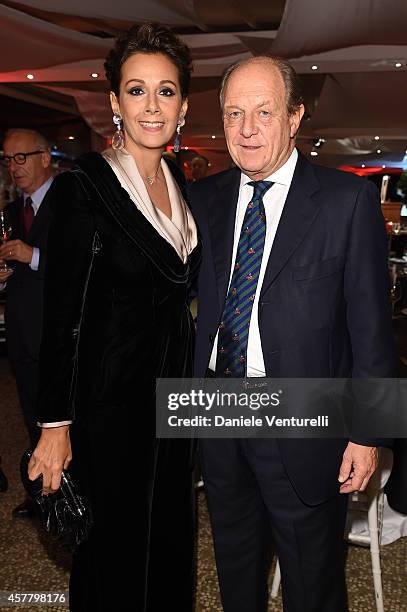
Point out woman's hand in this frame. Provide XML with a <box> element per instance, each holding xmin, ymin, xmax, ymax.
<box><xmin>28</xmin><ymin>425</ymin><xmax>72</xmax><ymax>494</ymax></box>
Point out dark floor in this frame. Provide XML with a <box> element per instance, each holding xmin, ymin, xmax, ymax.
<box><xmin>1</xmin><ymin>310</ymin><xmax>407</xmax><ymax>612</ymax></box>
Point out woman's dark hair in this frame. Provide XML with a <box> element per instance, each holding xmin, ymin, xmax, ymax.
<box><xmin>104</xmin><ymin>23</ymin><xmax>192</xmax><ymax>99</ymax></box>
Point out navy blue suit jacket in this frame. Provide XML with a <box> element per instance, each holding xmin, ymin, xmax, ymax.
<box><xmin>190</xmin><ymin>152</ymin><xmax>395</xmax><ymax>504</ymax></box>
<box><xmin>5</xmin><ymin>189</ymin><xmax>53</xmax><ymax>361</ymax></box>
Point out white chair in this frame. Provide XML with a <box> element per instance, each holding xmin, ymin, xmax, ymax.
<box><xmin>270</xmin><ymin>457</ymin><xmax>388</xmax><ymax>612</ymax></box>
<box><xmin>270</xmin><ymin>558</ymin><xmax>281</xmax><ymax>599</ymax></box>
<box><xmin>346</xmin><ymin>482</ymin><xmax>385</xmax><ymax>612</ymax></box>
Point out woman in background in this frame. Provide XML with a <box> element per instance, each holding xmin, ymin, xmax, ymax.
<box><xmin>28</xmin><ymin>24</ymin><xmax>200</xmax><ymax>611</ymax></box>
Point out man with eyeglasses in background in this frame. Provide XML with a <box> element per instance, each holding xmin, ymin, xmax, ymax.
<box><xmin>0</xmin><ymin>129</ymin><xmax>53</xmax><ymax>518</ymax></box>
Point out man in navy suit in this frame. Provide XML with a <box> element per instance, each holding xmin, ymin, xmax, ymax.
<box><xmin>0</xmin><ymin>129</ymin><xmax>53</xmax><ymax>517</ymax></box>
<box><xmin>190</xmin><ymin>57</ymin><xmax>394</xmax><ymax>611</ymax></box>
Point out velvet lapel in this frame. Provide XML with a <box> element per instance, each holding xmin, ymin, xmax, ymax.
<box><xmin>259</xmin><ymin>153</ymin><xmax>321</xmax><ymax>298</ymax></box>
<box><xmin>75</xmin><ymin>152</ymin><xmax>197</xmax><ymax>284</ymax></box>
<box><xmin>207</xmin><ymin>167</ymin><xmax>241</xmax><ymax>309</ymax></box>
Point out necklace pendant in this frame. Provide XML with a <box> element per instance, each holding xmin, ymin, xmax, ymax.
<box><xmin>147</xmin><ymin>176</ymin><xmax>155</xmax><ymax>186</ymax></box>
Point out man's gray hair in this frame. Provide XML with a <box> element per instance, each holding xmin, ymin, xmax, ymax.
<box><xmin>219</xmin><ymin>56</ymin><xmax>304</xmax><ymax>116</ymax></box>
<box><xmin>4</xmin><ymin>128</ymin><xmax>50</xmax><ymax>151</ymax></box>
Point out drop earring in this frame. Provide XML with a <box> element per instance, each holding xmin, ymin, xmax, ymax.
<box><xmin>112</xmin><ymin>113</ymin><xmax>125</xmax><ymax>150</ymax></box>
<box><xmin>173</xmin><ymin>117</ymin><xmax>185</xmax><ymax>153</ymax></box>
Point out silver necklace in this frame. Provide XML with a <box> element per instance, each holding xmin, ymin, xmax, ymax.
<box><xmin>146</xmin><ymin>166</ymin><xmax>160</xmax><ymax>185</ymax></box>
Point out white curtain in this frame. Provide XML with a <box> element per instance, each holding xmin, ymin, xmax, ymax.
<box><xmin>0</xmin><ymin>4</ymin><xmax>110</xmax><ymax>72</ymax></box>
<box><xmin>272</xmin><ymin>0</ymin><xmax>407</xmax><ymax>58</ymax></box>
<box><xmin>9</xmin><ymin>0</ymin><xmax>197</xmax><ymax>25</ymax></box>
<box><xmin>305</xmin><ymin>72</ymin><xmax>407</xmax><ymax>137</ymax></box>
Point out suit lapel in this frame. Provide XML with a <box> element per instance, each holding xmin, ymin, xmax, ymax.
<box><xmin>75</xmin><ymin>152</ymin><xmax>194</xmax><ymax>283</ymax></box>
<box><xmin>28</xmin><ymin>187</ymin><xmax>52</xmax><ymax>243</ymax></box>
<box><xmin>207</xmin><ymin>168</ymin><xmax>241</xmax><ymax>309</ymax></box>
<box><xmin>260</xmin><ymin>153</ymin><xmax>321</xmax><ymax>298</ymax></box>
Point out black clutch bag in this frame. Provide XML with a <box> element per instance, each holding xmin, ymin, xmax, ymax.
<box><xmin>20</xmin><ymin>449</ymin><xmax>93</xmax><ymax>549</ymax></box>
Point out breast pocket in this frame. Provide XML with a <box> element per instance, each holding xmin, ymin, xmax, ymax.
<box><xmin>291</xmin><ymin>256</ymin><xmax>345</xmax><ymax>330</ymax></box>
<box><xmin>292</xmin><ymin>255</ymin><xmax>344</xmax><ymax>281</ymax></box>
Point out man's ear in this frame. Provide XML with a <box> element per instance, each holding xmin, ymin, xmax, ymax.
<box><xmin>110</xmin><ymin>91</ymin><xmax>121</xmax><ymax>116</ymax></box>
<box><xmin>289</xmin><ymin>103</ymin><xmax>305</xmax><ymax>139</ymax></box>
<box><xmin>41</xmin><ymin>150</ymin><xmax>52</xmax><ymax>169</ymax></box>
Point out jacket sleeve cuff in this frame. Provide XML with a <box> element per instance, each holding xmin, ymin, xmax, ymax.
<box><xmin>349</xmin><ymin>437</ymin><xmax>394</xmax><ymax>449</ymax></box>
<box><xmin>37</xmin><ymin>421</ymin><xmax>73</xmax><ymax>428</ymax></box>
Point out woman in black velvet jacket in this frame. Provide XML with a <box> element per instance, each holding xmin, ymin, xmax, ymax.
<box><xmin>28</xmin><ymin>24</ymin><xmax>200</xmax><ymax>611</ymax></box>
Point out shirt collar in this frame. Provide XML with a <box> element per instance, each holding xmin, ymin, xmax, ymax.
<box><xmin>240</xmin><ymin>147</ymin><xmax>298</xmax><ymax>190</ymax></box>
<box><xmin>24</xmin><ymin>176</ymin><xmax>53</xmax><ymax>213</ymax></box>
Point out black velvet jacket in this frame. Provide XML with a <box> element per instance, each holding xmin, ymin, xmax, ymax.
<box><xmin>37</xmin><ymin>152</ymin><xmax>201</xmax><ymax>424</ymax></box>
<box><xmin>36</xmin><ymin>153</ymin><xmax>201</xmax><ymax>611</ymax></box>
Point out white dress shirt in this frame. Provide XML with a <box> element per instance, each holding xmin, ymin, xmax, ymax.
<box><xmin>209</xmin><ymin>148</ymin><xmax>298</xmax><ymax>377</ymax></box>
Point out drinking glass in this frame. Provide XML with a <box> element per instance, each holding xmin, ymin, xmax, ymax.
<box><xmin>0</xmin><ymin>209</ymin><xmax>13</xmax><ymax>272</ymax></box>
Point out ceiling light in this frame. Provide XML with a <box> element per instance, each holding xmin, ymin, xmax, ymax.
<box><xmin>361</xmin><ymin>164</ymin><xmax>366</xmax><ymax>168</ymax></box>
<box><xmin>91</xmin><ymin>72</ymin><xmax>99</xmax><ymax>78</ymax></box>
<box><xmin>311</xmin><ymin>65</ymin><xmax>318</xmax><ymax>71</ymax></box>
<box><xmin>395</xmin><ymin>62</ymin><xmax>402</xmax><ymax>68</ymax></box>
<box><xmin>26</xmin><ymin>73</ymin><xmax>34</xmax><ymax>80</ymax></box>
<box><xmin>211</xmin><ymin>135</ymin><xmax>216</xmax><ymax>139</ymax></box>
<box><xmin>310</xmin><ymin>150</ymin><xmax>318</xmax><ymax>156</ymax></box>
<box><xmin>377</xmin><ymin>149</ymin><xmax>381</xmax><ymax>154</ymax></box>
<box><xmin>374</xmin><ymin>136</ymin><xmax>380</xmax><ymax>141</ymax></box>
<box><xmin>68</xmin><ymin>136</ymin><xmax>75</xmax><ymax>140</ymax></box>
<box><xmin>313</xmin><ymin>138</ymin><xmax>325</xmax><ymax>148</ymax></box>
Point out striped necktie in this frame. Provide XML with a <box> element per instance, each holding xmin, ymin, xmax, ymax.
<box><xmin>215</xmin><ymin>180</ymin><xmax>273</xmax><ymax>377</ymax></box>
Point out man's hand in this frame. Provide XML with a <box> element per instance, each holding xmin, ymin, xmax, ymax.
<box><xmin>0</xmin><ymin>265</ymin><xmax>13</xmax><ymax>282</ymax></box>
<box><xmin>338</xmin><ymin>442</ymin><xmax>378</xmax><ymax>493</ymax></box>
<box><xmin>0</xmin><ymin>239</ymin><xmax>33</xmax><ymax>264</ymax></box>
<box><xmin>28</xmin><ymin>426</ymin><xmax>72</xmax><ymax>494</ymax></box>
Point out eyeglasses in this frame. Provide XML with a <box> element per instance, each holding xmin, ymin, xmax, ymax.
<box><xmin>0</xmin><ymin>150</ymin><xmax>45</xmax><ymax>167</ymax></box>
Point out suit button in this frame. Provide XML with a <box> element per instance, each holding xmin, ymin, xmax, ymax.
<box><xmin>209</xmin><ymin>334</ymin><xmax>214</xmax><ymax>343</ymax></box>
